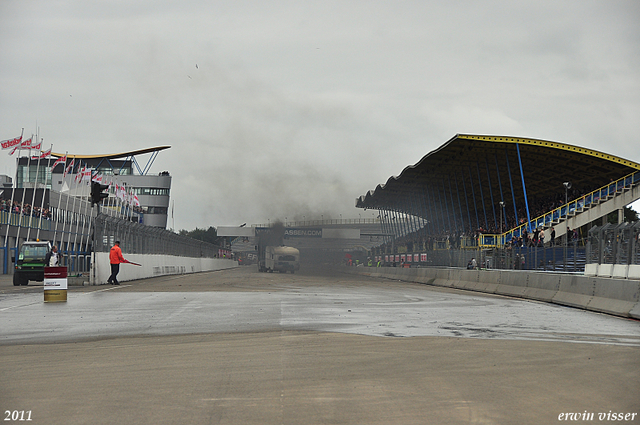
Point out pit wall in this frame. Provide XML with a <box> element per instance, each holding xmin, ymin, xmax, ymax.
<box><xmin>91</xmin><ymin>253</ymin><xmax>238</xmax><ymax>285</ymax></box>
<box><xmin>345</xmin><ymin>266</ymin><xmax>640</xmax><ymax>320</ymax></box>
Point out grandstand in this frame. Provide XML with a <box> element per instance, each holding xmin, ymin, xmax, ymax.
<box><xmin>356</xmin><ymin>134</ymin><xmax>640</xmax><ymax>271</ymax></box>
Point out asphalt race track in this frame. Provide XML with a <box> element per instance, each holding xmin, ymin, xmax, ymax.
<box><xmin>1</xmin><ymin>266</ymin><xmax>639</xmax><ymax>424</ymax></box>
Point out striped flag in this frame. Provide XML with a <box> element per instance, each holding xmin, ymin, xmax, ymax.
<box><xmin>1</xmin><ymin>134</ymin><xmax>22</xmax><ymax>150</ymax></box>
<box><xmin>9</xmin><ymin>136</ymin><xmax>32</xmax><ymax>155</ymax></box>
<box><xmin>32</xmin><ymin>147</ymin><xmax>52</xmax><ymax>160</ymax></box>
<box><xmin>51</xmin><ymin>154</ymin><xmax>67</xmax><ymax>170</ymax></box>
<box><xmin>63</xmin><ymin>158</ymin><xmax>75</xmax><ymax>177</ymax></box>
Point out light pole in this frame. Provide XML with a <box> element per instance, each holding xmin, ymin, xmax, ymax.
<box><xmin>499</xmin><ymin>201</ymin><xmax>504</xmax><ymax>233</ymax></box>
<box><xmin>563</xmin><ymin>182</ymin><xmax>571</xmax><ymax>206</ymax></box>
<box><xmin>563</xmin><ymin>182</ymin><xmax>571</xmax><ymax>248</ymax></box>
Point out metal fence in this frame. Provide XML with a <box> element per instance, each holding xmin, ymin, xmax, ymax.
<box><xmin>94</xmin><ymin>214</ymin><xmax>220</xmax><ymax>258</ymax></box>
<box><xmin>377</xmin><ymin>235</ymin><xmax>590</xmax><ymax>272</ymax></box>
<box><xmin>376</xmin><ymin>221</ymin><xmax>640</xmax><ymax>272</ymax></box>
<box><xmin>587</xmin><ymin>222</ymin><xmax>640</xmax><ymax>265</ymax></box>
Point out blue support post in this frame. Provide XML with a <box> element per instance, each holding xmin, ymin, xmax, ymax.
<box><xmin>515</xmin><ymin>143</ymin><xmax>532</xmax><ymax>231</ymax></box>
<box><xmin>505</xmin><ymin>149</ymin><xmax>519</xmax><ymax>229</ymax></box>
<box><xmin>495</xmin><ymin>153</ymin><xmax>506</xmax><ymax>224</ymax></box>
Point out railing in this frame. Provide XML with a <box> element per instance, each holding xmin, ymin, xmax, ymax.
<box><xmin>479</xmin><ymin>170</ymin><xmax>640</xmax><ymax>248</ymax></box>
<box><xmin>375</xmin><ymin>242</ymin><xmax>588</xmax><ymax>272</ymax></box>
<box><xmin>0</xmin><ymin>210</ymin><xmax>52</xmax><ymax>231</ymax></box>
<box><xmin>255</xmin><ymin>218</ymin><xmax>381</xmax><ymax>228</ymax></box>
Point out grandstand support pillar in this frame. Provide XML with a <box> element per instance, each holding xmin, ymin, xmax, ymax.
<box><xmin>390</xmin><ymin>210</ymin><xmax>398</xmax><ymax>238</ymax></box>
<box><xmin>485</xmin><ymin>158</ymin><xmax>497</xmax><ymax>230</ymax></box>
<box><xmin>406</xmin><ymin>198</ymin><xmax>417</xmax><ymax>234</ymax></box>
<box><xmin>618</xmin><ymin>208</ymin><xmax>624</xmax><ymax>224</ymax></box>
<box><xmin>421</xmin><ymin>187</ymin><xmax>435</xmax><ymax>235</ymax></box>
<box><xmin>460</xmin><ymin>169</ymin><xmax>473</xmax><ymax>232</ymax></box>
<box><xmin>418</xmin><ymin>189</ymin><xmax>430</xmax><ymax>234</ymax></box>
<box><xmin>454</xmin><ymin>174</ymin><xmax>466</xmax><ymax>234</ymax></box>
<box><xmin>476</xmin><ymin>162</ymin><xmax>488</xmax><ymax>230</ymax></box>
<box><xmin>408</xmin><ymin>196</ymin><xmax>420</xmax><ymax>234</ymax></box>
<box><xmin>438</xmin><ymin>180</ymin><xmax>451</xmax><ymax>232</ymax></box>
<box><xmin>447</xmin><ymin>177</ymin><xmax>458</xmax><ymax>232</ymax></box>
<box><xmin>467</xmin><ymin>166</ymin><xmax>480</xmax><ymax>231</ymax></box>
<box><xmin>425</xmin><ymin>186</ymin><xmax>439</xmax><ymax>234</ymax></box>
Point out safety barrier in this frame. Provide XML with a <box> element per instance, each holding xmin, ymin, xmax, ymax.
<box><xmin>347</xmin><ymin>266</ymin><xmax>640</xmax><ymax>319</ymax></box>
<box><xmin>92</xmin><ymin>252</ymin><xmax>238</xmax><ymax>285</ymax></box>
<box><xmin>585</xmin><ymin>263</ymin><xmax>640</xmax><ymax>280</ymax></box>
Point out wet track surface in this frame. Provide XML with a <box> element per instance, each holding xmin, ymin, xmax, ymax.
<box><xmin>1</xmin><ymin>266</ymin><xmax>638</xmax><ymax>346</ymax></box>
<box><xmin>2</xmin><ymin>266</ymin><xmax>640</xmax><ymax>425</ymax></box>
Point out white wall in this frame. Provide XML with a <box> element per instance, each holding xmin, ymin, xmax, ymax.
<box><xmin>92</xmin><ymin>253</ymin><xmax>237</xmax><ymax>284</ymax></box>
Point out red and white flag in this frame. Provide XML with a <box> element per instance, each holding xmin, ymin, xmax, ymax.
<box><xmin>63</xmin><ymin>158</ymin><xmax>75</xmax><ymax>177</ymax></box>
<box><xmin>32</xmin><ymin>147</ymin><xmax>52</xmax><ymax>160</ymax></box>
<box><xmin>51</xmin><ymin>154</ymin><xmax>67</xmax><ymax>170</ymax></box>
<box><xmin>30</xmin><ymin>141</ymin><xmax>42</xmax><ymax>151</ymax></box>
<box><xmin>1</xmin><ymin>134</ymin><xmax>22</xmax><ymax>150</ymax></box>
<box><xmin>9</xmin><ymin>136</ymin><xmax>32</xmax><ymax>155</ymax></box>
<box><xmin>75</xmin><ymin>165</ymin><xmax>85</xmax><ymax>182</ymax></box>
<box><xmin>81</xmin><ymin>167</ymin><xmax>92</xmax><ymax>183</ymax></box>
<box><xmin>133</xmin><ymin>194</ymin><xmax>140</xmax><ymax>207</ymax></box>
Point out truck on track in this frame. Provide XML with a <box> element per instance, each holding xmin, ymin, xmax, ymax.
<box><xmin>258</xmin><ymin>245</ymin><xmax>300</xmax><ymax>274</ymax></box>
<box><xmin>13</xmin><ymin>241</ymin><xmax>52</xmax><ymax>286</ymax></box>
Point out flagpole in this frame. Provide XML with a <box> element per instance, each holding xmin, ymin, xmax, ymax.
<box><xmin>77</xmin><ymin>169</ymin><xmax>93</xmax><ymax>273</ymax></box>
<box><xmin>60</xmin><ymin>156</ymin><xmax>76</xmax><ymax>264</ymax></box>
<box><xmin>118</xmin><ymin>179</ymin><xmax>125</xmax><ymax>221</ymax></box>
<box><xmin>106</xmin><ymin>174</ymin><xmax>115</xmax><ymax>217</ymax></box>
<box><xmin>36</xmin><ymin>144</ymin><xmax>53</xmax><ymax>240</ymax></box>
<box><xmin>15</xmin><ymin>134</ymin><xmax>34</xmax><ymax>248</ymax></box>
<box><xmin>52</xmin><ymin>151</ymin><xmax>67</xmax><ymax>246</ymax></box>
<box><xmin>26</xmin><ymin>137</ymin><xmax>44</xmax><ymax>241</ymax></box>
<box><xmin>4</xmin><ymin>128</ymin><xmax>24</xmax><ymax>255</ymax></box>
<box><xmin>68</xmin><ymin>160</ymin><xmax>82</xmax><ymax>269</ymax></box>
<box><xmin>70</xmin><ymin>161</ymin><xmax>87</xmax><ymax>271</ymax></box>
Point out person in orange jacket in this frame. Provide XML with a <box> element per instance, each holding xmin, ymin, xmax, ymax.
<box><xmin>107</xmin><ymin>241</ymin><xmax>129</xmax><ymax>285</ymax></box>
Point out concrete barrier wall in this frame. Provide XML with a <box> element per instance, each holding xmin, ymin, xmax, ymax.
<box><xmin>92</xmin><ymin>253</ymin><xmax>238</xmax><ymax>285</ymax></box>
<box><xmin>586</xmin><ymin>263</ymin><xmax>640</xmax><ymax>280</ymax></box>
<box><xmin>347</xmin><ymin>266</ymin><xmax>640</xmax><ymax>319</ymax></box>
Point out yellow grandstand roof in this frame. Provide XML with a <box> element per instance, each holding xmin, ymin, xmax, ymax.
<box><xmin>51</xmin><ymin>146</ymin><xmax>171</xmax><ymax>160</ymax></box>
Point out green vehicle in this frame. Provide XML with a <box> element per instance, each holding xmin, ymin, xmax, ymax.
<box><xmin>13</xmin><ymin>241</ymin><xmax>52</xmax><ymax>286</ymax></box>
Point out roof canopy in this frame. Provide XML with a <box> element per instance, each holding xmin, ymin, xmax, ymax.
<box><xmin>356</xmin><ymin>134</ymin><xmax>639</xmax><ymax>233</ymax></box>
<box><xmin>51</xmin><ymin>146</ymin><xmax>170</xmax><ymax>160</ymax></box>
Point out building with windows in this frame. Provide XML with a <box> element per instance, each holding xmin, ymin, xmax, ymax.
<box><xmin>15</xmin><ymin>146</ymin><xmax>172</xmax><ymax>228</ymax></box>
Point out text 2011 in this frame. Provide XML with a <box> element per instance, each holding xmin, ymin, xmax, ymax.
<box><xmin>4</xmin><ymin>411</ymin><xmax>32</xmax><ymax>421</ymax></box>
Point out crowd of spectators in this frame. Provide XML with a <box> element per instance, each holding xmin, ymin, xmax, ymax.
<box><xmin>1</xmin><ymin>199</ymin><xmax>52</xmax><ymax>220</ymax></box>
<box><xmin>375</xmin><ymin>186</ymin><xmax>598</xmax><ymax>255</ymax></box>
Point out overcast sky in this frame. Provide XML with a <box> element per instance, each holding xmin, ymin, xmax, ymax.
<box><xmin>1</xmin><ymin>1</ymin><xmax>639</xmax><ymax>231</ymax></box>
